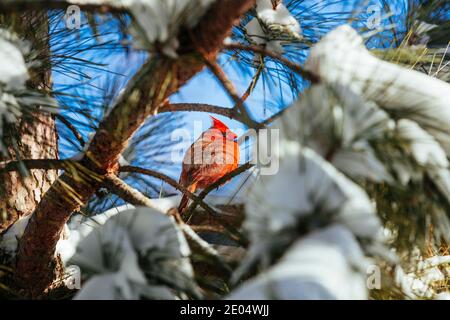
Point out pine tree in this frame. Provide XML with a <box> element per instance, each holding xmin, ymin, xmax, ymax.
<box><xmin>0</xmin><ymin>0</ymin><xmax>448</xmax><ymax>300</ymax></box>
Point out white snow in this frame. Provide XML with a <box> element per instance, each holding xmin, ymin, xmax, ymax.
<box><xmin>0</xmin><ymin>36</ymin><xmax>29</xmax><ymax>90</ymax></box>
<box><xmin>283</xmin><ymin>84</ymin><xmax>393</xmax><ymax>183</ymax></box>
<box><xmin>298</xmin><ymin>25</ymin><xmax>450</xmax><ymax>212</ymax></box>
<box><xmin>245</xmin><ymin>145</ymin><xmax>380</xmax><ymax>243</ymax></box>
<box><xmin>69</xmin><ymin>0</ymin><xmax>216</xmax><ymax>58</ymax></box>
<box><xmin>244</xmin><ymin>0</ymin><xmax>302</xmax><ymax>53</ymax></box>
<box><xmin>436</xmin><ymin>292</ymin><xmax>450</xmax><ymax>300</ymax></box>
<box><xmin>396</xmin><ymin>119</ymin><xmax>450</xmax><ymax>202</ymax></box>
<box><xmin>73</xmin><ymin>223</ymin><xmax>148</xmax><ymax>299</ymax></box>
<box><xmin>234</xmin><ymin>81</ymin><xmax>387</xmax><ymax>289</ymax></box>
<box><xmin>0</xmin><ymin>30</ymin><xmax>30</xmax><ymax>139</ymax></box>
<box><xmin>228</xmin><ymin>224</ymin><xmax>369</xmax><ymax>300</ymax></box>
<box><xmin>395</xmin><ymin>255</ymin><xmax>450</xmax><ymax>299</ymax></box>
<box><xmin>234</xmin><ymin>145</ymin><xmax>382</xmax><ymax>284</ymax></box>
<box><xmin>418</xmin><ymin>255</ymin><xmax>450</xmax><ymax>270</ymax></box>
<box><xmin>397</xmin><ymin>119</ymin><xmax>448</xmax><ymax>169</ymax></box>
<box><xmin>0</xmin><ymin>215</ymin><xmax>31</xmax><ymax>253</ymax></box>
<box><xmin>0</xmin><ymin>29</ymin><xmax>57</xmax><ymax>142</ymax></box>
<box><xmin>305</xmin><ymin>25</ymin><xmax>450</xmax><ymax>156</ymax></box>
<box><xmin>256</xmin><ymin>0</ymin><xmax>301</xmax><ymax>35</ymax></box>
<box><xmin>1</xmin><ymin>214</ymin><xmax>71</xmax><ymax>258</ymax></box>
<box><xmin>66</xmin><ymin>206</ymin><xmax>196</xmax><ymax>299</ymax></box>
<box><xmin>411</xmin><ymin>20</ymin><xmax>438</xmax><ymax>47</ymax></box>
<box><xmin>56</xmin><ymin>204</ymin><xmax>135</xmax><ymax>264</ymax></box>
<box><xmin>244</xmin><ymin>18</ymin><xmax>271</xmax><ymax>47</ymax></box>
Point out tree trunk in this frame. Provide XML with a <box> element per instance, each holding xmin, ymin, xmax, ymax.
<box><xmin>0</xmin><ymin>13</ymin><xmax>58</xmax><ymax>234</ymax></box>
<box><xmin>14</xmin><ymin>0</ymin><xmax>255</xmax><ymax>298</ymax></box>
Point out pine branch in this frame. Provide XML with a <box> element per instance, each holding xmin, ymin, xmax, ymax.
<box><xmin>190</xmin><ymin>225</ymin><xmax>226</xmax><ymax>233</ymax></box>
<box><xmin>103</xmin><ymin>174</ymin><xmax>233</xmax><ymax>277</ymax></box>
<box><xmin>202</xmin><ymin>57</ymin><xmax>261</xmax><ymax>129</ymax></box>
<box><xmin>55</xmin><ymin>114</ymin><xmax>85</xmax><ymax>148</ymax></box>
<box><xmin>0</xmin><ymin>159</ymin><xmax>77</xmax><ymax>173</ymax></box>
<box><xmin>15</xmin><ymin>0</ymin><xmax>257</xmax><ymax>297</ymax></box>
<box><xmin>159</xmin><ymin>101</ymin><xmax>290</xmax><ymax>127</ymax></box>
<box><xmin>241</xmin><ymin>61</ymin><xmax>264</xmax><ymax>102</ymax></box>
<box><xmin>224</xmin><ymin>43</ymin><xmax>319</xmax><ymax>83</ymax></box>
<box><xmin>159</xmin><ymin>103</ymin><xmax>236</xmax><ymax>119</ymax></box>
<box><xmin>118</xmin><ymin>165</ymin><xmax>218</xmax><ymax>216</ymax></box>
<box><xmin>261</xmin><ymin>107</ymin><xmax>289</xmax><ymax>125</ymax></box>
<box><xmin>0</xmin><ymin>0</ymin><xmax>124</xmax><ymax>13</ymax></box>
<box><xmin>102</xmin><ymin>174</ymin><xmax>157</xmax><ymax>209</ymax></box>
<box><xmin>179</xmin><ymin>221</ymin><xmax>233</xmax><ymax>277</ymax></box>
<box><xmin>183</xmin><ymin>162</ymin><xmax>254</xmax><ymax>219</ymax></box>
<box><xmin>120</xmin><ymin>165</ymin><xmax>248</xmax><ymax>246</ymax></box>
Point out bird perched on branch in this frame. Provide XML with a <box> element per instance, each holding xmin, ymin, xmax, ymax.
<box><xmin>178</xmin><ymin>116</ymin><xmax>240</xmax><ymax>214</ymax></box>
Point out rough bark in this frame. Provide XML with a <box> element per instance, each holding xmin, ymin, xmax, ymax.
<box><xmin>0</xmin><ymin>115</ymin><xmax>58</xmax><ymax>234</ymax></box>
<box><xmin>0</xmin><ymin>13</ymin><xmax>58</xmax><ymax>234</ymax></box>
<box><xmin>14</xmin><ymin>0</ymin><xmax>256</xmax><ymax>297</ymax></box>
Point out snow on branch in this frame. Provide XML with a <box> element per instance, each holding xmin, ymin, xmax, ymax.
<box><xmin>282</xmin><ymin>83</ymin><xmax>393</xmax><ymax>183</ymax></box>
<box><xmin>69</xmin><ymin>0</ymin><xmax>217</xmax><ymax>57</ymax></box>
<box><xmin>14</xmin><ymin>1</ymin><xmax>255</xmax><ymax>296</ymax></box>
<box><xmin>396</xmin><ymin>119</ymin><xmax>450</xmax><ymax>202</ymax></box>
<box><xmin>0</xmin><ymin>215</ymin><xmax>32</xmax><ymax>253</ymax></box>
<box><xmin>396</xmin><ymin>255</ymin><xmax>450</xmax><ymax>300</ymax></box>
<box><xmin>0</xmin><ymin>30</ymin><xmax>31</xmax><ymax>140</ymax></box>
<box><xmin>244</xmin><ymin>0</ymin><xmax>302</xmax><ymax>54</ymax></box>
<box><xmin>0</xmin><ymin>30</ymin><xmax>29</xmax><ymax>90</ymax></box>
<box><xmin>0</xmin><ymin>29</ymin><xmax>57</xmax><ymax>148</ymax></box>
<box><xmin>305</xmin><ymin>25</ymin><xmax>450</xmax><ymax>156</ymax></box>
<box><xmin>231</xmin><ymin>145</ymin><xmax>382</xmax><ymax>292</ymax></box>
<box><xmin>281</xmin><ymin>83</ymin><xmax>450</xmax><ymax>201</ymax></box>
<box><xmin>288</xmin><ymin>27</ymin><xmax>450</xmax><ymax>213</ymax></box>
<box><xmin>62</xmin><ymin>206</ymin><xmax>199</xmax><ymax>299</ymax></box>
<box><xmin>229</xmin><ymin>224</ymin><xmax>370</xmax><ymax>299</ymax></box>
<box><xmin>245</xmin><ymin>146</ymin><xmax>380</xmax><ymax>243</ymax></box>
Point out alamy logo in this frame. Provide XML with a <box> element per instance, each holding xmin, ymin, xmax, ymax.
<box><xmin>367</xmin><ymin>265</ymin><xmax>381</xmax><ymax>290</ymax></box>
<box><xmin>366</xmin><ymin>5</ymin><xmax>382</xmax><ymax>30</ymax></box>
<box><xmin>65</xmin><ymin>5</ymin><xmax>81</xmax><ymax>30</ymax></box>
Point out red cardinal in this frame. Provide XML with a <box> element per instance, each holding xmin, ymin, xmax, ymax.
<box><xmin>178</xmin><ymin>116</ymin><xmax>240</xmax><ymax>213</ymax></box>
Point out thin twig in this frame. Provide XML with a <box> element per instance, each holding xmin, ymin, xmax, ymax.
<box><xmin>241</xmin><ymin>61</ymin><xmax>264</xmax><ymax>102</ymax></box>
<box><xmin>159</xmin><ymin>103</ymin><xmax>236</xmax><ymax>119</ymax></box>
<box><xmin>224</xmin><ymin>43</ymin><xmax>319</xmax><ymax>83</ymax></box>
<box><xmin>183</xmin><ymin>162</ymin><xmax>254</xmax><ymax>218</ymax></box>
<box><xmin>202</xmin><ymin>57</ymin><xmax>260</xmax><ymax>129</ymax></box>
<box><xmin>103</xmin><ymin>174</ymin><xmax>157</xmax><ymax>209</ymax></box>
<box><xmin>120</xmin><ymin>165</ymin><xmax>249</xmax><ymax>246</ymax></box>
<box><xmin>56</xmin><ymin>114</ymin><xmax>85</xmax><ymax>147</ymax></box>
<box><xmin>119</xmin><ymin>165</ymin><xmax>219</xmax><ymax>216</ymax></box>
<box><xmin>261</xmin><ymin>107</ymin><xmax>289</xmax><ymax>125</ymax></box>
<box><xmin>0</xmin><ymin>159</ymin><xmax>77</xmax><ymax>174</ymax></box>
<box><xmin>171</xmin><ymin>210</ymin><xmax>232</xmax><ymax>276</ymax></box>
<box><xmin>190</xmin><ymin>225</ymin><xmax>225</xmax><ymax>233</ymax></box>
<box><xmin>160</xmin><ymin>99</ymin><xmax>284</xmax><ymax>126</ymax></box>
<box><xmin>103</xmin><ymin>174</ymin><xmax>233</xmax><ymax>275</ymax></box>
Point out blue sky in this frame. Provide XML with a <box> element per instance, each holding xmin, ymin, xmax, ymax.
<box><xmin>50</xmin><ymin>0</ymin><xmax>408</xmax><ymax>200</ymax></box>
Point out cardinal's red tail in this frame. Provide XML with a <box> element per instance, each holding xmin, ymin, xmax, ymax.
<box><xmin>178</xmin><ymin>184</ymin><xmax>197</xmax><ymax>214</ymax></box>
